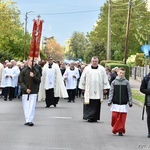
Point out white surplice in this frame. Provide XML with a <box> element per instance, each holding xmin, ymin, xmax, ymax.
<box><xmin>79</xmin><ymin>64</ymin><xmax>110</xmax><ymax>104</ymax></box>
<box><xmin>12</xmin><ymin>65</ymin><xmax>20</xmax><ymax>87</ymax></box>
<box><xmin>38</xmin><ymin>62</ymin><xmax>68</xmax><ymax>101</ymax></box>
<box><xmin>63</xmin><ymin>67</ymin><xmax>80</xmax><ymax>89</ymax></box>
<box><xmin>1</xmin><ymin>67</ymin><xmax>17</xmax><ymax>88</ymax></box>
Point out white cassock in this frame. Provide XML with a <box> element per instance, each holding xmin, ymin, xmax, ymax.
<box><xmin>0</xmin><ymin>63</ymin><xmax>4</xmax><ymax>87</ymax></box>
<box><xmin>12</xmin><ymin>65</ymin><xmax>20</xmax><ymax>87</ymax></box>
<box><xmin>1</xmin><ymin>67</ymin><xmax>17</xmax><ymax>88</ymax></box>
<box><xmin>79</xmin><ymin>64</ymin><xmax>110</xmax><ymax>104</ymax></box>
<box><xmin>38</xmin><ymin>62</ymin><xmax>68</xmax><ymax>101</ymax></box>
<box><xmin>63</xmin><ymin>67</ymin><xmax>80</xmax><ymax>90</ymax></box>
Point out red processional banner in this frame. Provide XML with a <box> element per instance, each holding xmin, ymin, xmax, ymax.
<box><xmin>29</xmin><ymin>18</ymin><xmax>43</xmax><ymax>58</ymax></box>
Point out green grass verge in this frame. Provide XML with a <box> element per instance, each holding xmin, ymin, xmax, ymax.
<box><xmin>131</xmin><ymin>88</ymin><xmax>145</xmax><ymax>104</ymax></box>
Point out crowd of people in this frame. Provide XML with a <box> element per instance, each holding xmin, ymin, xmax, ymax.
<box><xmin>0</xmin><ymin>58</ymin><xmax>84</xmax><ymax>102</ymax></box>
<box><xmin>0</xmin><ymin>56</ymin><xmax>149</xmax><ymax>138</ymax></box>
<box><xmin>0</xmin><ymin>57</ymin><xmax>87</xmax><ymax>127</ymax></box>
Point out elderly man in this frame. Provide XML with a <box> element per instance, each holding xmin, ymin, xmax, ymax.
<box><xmin>11</xmin><ymin>60</ymin><xmax>20</xmax><ymax>99</ymax></box>
<box><xmin>79</xmin><ymin>56</ymin><xmax>110</xmax><ymax>122</ymax></box>
<box><xmin>63</xmin><ymin>61</ymin><xmax>80</xmax><ymax>102</ymax></box>
<box><xmin>1</xmin><ymin>62</ymin><xmax>16</xmax><ymax>101</ymax></box>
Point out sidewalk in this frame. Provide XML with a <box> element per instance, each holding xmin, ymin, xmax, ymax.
<box><xmin>129</xmin><ymin>77</ymin><xmax>141</xmax><ymax>90</ymax></box>
<box><xmin>129</xmin><ymin>77</ymin><xmax>144</xmax><ymax>107</ymax></box>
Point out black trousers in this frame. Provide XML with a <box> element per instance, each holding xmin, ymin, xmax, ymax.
<box><xmin>4</xmin><ymin>87</ymin><xmax>14</xmax><ymax>100</ymax></box>
<box><xmin>146</xmin><ymin>106</ymin><xmax>150</xmax><ymax>134</ymax></box>
<box><xmin>45</xmin><ymin>88</ymin><xmax>59</xmax><ymax>107</ymax></box>
<box><xmin>67</xmin><ymin>89</ymin><xmax>76</xmax><ymax>101</ymax></box>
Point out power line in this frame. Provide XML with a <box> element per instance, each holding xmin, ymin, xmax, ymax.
<box><xmin>111</xmin><ymin>1</ymin><xmax>144</xmax><ymax>11</ymax></box>
<box><xmin>20</xmin><ymin>9</ymin><xmax>99</xmax><ymax>16</ymax></box>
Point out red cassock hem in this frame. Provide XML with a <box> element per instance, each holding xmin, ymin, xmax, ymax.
<box><xmin>111</xmin><ymin>111</ymin><xmax>127</xmax><ymax>134</ymax></box>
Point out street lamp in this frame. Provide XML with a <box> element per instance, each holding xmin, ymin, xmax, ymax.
<box><xmin>24</xmin><ymin>10</ymin><xmax>35</xmax><ymax>34</ymax></box>
<box><xmin>24</xmin><ymin>10</ymin><xmax>35</xmax><ymax>60</ymax></box>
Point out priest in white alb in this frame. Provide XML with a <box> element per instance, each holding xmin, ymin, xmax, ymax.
<box><xmin>79</xmin><ymin>56</ymin><xmax>110</xmax><ymax>122</ymax></box>
<box><xmin>38</xmin><ymin>57</ymin><xmax>68</xmax><ymax>107</ymax></box>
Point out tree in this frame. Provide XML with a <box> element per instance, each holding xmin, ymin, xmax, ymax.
<box><xmin>132</xmin><ymin>0</ymin><xmax>150</xmax><ymax>45</ymax></box>
<box><xmin>66</xmin><ymin>31</ymin><xmax>88</xmax><ymax>61</ymax></box>
<box><xmin>0</xmin><ymin>1</ymin><xmax>25</xmax><ymax>61</ymax></box>
<box><xmin>84</xmin><ymin>43</ymin><xmax>106</xmax><ymax>63</ymax></box>
<box><xmin>45</xmin><ymin>37</ymin><xmax>64</xmax><ymax>61</ymax></box>
<box><xmin>88</xmin><ymin>0</ymin><xmax>150</xmax><ymax>61</ymax></box>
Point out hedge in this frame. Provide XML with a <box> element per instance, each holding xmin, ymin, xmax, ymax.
<box><xmin>100</xmin><ymin>60</ymin><xmax>123</xmax><ymax>67</ymax></box>
<box><xmin>105</xmin><ymin>63</ymin><xmax>130</xmax><ymax>80</ymax></box>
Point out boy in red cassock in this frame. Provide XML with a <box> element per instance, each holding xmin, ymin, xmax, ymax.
<box><xmin>108</xmin><ymin>67</ymin><xmax>132</xmax><ymax>136</ymax></box>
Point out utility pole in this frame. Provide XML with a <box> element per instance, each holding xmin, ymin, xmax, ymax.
<box><xmin>107</xmin><ymin>0</ymin><xmax>111</xmax><ymax>60</ymax></box>
<box><xmin>24</xmin><ymin>12</ymin><xmax>28</xmax><ymax>60</ymax></box>
<box><xmin>23</xmin><ymin>11</ymin><xmax>35</xmax><ymax>60</ymax></box>
<box><xmin>124</xmin><ymin>0</ymin><xmax>132</xmax><ymax>64</ymax></box>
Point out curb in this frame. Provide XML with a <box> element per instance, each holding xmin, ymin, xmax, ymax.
<box><xmin>133</xmin><ymin>99</ymin><xmax>143</xmax><ymax>107</ymax></box>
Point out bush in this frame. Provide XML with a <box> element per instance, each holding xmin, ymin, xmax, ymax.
<box><xmin>135</xmin><ymin>53</ymin><xmax>145</xmax><ymax>67</ymax></box>
<box><xmin>105</xmin><ymin>63</ymin><xmax>130</xmax><ymax>80</ymax></box>
<box><xmin>100</xmin><ymin>60</ymin><xmax>123</xmax><ymax>67</ymax></box>
<box><xmin>126</xmin><ymin>55</ymin><xmax>136</xmax><ymax>67</ymax></box>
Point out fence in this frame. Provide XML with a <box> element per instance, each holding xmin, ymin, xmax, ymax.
<box><xmin>131</xmin><ymin>66</ymin><xmax>150</xmax><ymax>81</ymax></box>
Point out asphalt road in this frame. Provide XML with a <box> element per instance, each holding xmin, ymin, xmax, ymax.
<box><xmin>0</xmin><ymin>96</ymin><xmax>149</xmax><ymax>150</ymax></box>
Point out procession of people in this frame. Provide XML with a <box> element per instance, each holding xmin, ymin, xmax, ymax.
<box><xmin>0</xmin><ymin>55</ymin><xmax>150</xmax><ymax>139</ymax></box>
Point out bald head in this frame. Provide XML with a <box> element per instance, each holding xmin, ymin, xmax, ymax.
<box><xmin>7</xmin><ymin>62</ymin><xmax>12</xmax><ymax>68</ymax></box>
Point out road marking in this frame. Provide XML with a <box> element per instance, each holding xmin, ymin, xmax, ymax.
<box><xmin>48</xmin><ymin>148</ymin><xmax>70</xmax><ymax>150</ymax></box>
<box><xmin>49</xmin><ymin>116</ymin><xmax>72</xmax><ymax>119</ymax></box>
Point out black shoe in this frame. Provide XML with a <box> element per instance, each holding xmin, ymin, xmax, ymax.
<box><xmin>67</xmin><ymin>100</ymin><xmax>71</xmax><ymax>102</ymax></box>
<box><xmin>88</xmin><ymin>119</ymin><xmax>97</xmax><ymax>122</ymax></box>
<box><xmin>24</xmin><ymin>122</ymin><xmax>30</xmax><ymax>125</ymax></box>
<box><xmin>9</xmin><ymin>99</ymin><xmax>12</xmax><ymax>101</ymax></box>
<box><xmin>88</xmin><ymin>119</ymin><xmax>94</xmax><ymax>122</ymax></box>
<box><xmin>118</xmin><ymin>132</ymin><xmax>123</xmax><ymax>136</ymax></box>
<box><xmin>72</xmin><ymin>100</ymin><xmax>75</xmax><ymax>103</ymax></box>
<box><xmin>45</xmin><ymin>106</ymin><xmax>50</xmax><ymax>108</ymax></box>
<box><xmin>54</xmin><ymin>104</ymin><xmax>56</xmax><ymax>107</ymax></box>
<box><xmin>148</xmin><ymin>134</ymin><xmax>150</xmax><ymax>138</ymax></box>
<box><xmin>28</xmin><ymin>122</ymin><xmax>34</xmax><ymax>126</ymax></box>
<box><xmin>4</xmin><ymin>99</ymin><xmax>7</xmax><ymax>101</ymax></box>
<box><xmin>88</xmin><ymin>119</ymin><xmax>92</xmax><ymax>122</ymax></box>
